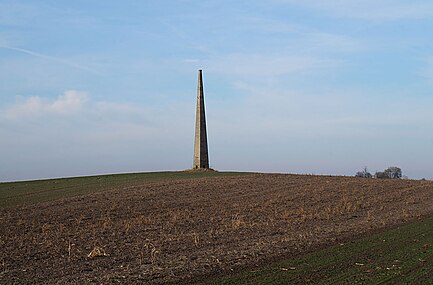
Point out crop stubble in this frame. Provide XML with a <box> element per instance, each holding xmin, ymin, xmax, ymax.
<box><xmin>1</xmin><ymin>174</ymin><xmax>433</xmax><ymax>284</ymax></box>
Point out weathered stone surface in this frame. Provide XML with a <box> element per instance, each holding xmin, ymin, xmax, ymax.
<box><xmin>193</xmin><ymin>70</ymin><xmax>209</xmax><ymax>169</ymax></box>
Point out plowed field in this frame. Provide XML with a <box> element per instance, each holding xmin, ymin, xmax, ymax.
<box><xmin>1</xmin><ymin>173</ymin><xmax>433</xmax><ymax>284</ymax></box>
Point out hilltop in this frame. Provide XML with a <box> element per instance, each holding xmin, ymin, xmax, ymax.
<box><xmin>1</xmin><ymin>172</ymin><xmax>433</xmax><ymax>284</ymax></box>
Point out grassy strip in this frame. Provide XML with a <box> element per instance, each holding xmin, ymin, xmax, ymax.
<box><xmin>0</xmin><ymin>171</ymin><xmax>251</xmax><ymax>208</ymax></box>
<box><xmin>208</xmin><ymin>215</ymin><xmax>433</xmax><ymax>284</ymax></box>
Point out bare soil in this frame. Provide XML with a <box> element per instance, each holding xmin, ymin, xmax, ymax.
<box><xmin>1</xmin><ymin>174</ymin><xmax>433</xmax><ymax>284</ymax></box>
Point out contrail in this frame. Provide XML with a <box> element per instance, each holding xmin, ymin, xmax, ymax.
<box><xmin>0</xmin><ymin>46</ymin><xmax>101</xmax><ymax>74</ymax></box>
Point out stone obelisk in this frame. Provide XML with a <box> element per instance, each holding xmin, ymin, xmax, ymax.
<box><xmin>193</xmin><ymin>69</ymin><xmax>209</xmax><ymax>169</ymax></box>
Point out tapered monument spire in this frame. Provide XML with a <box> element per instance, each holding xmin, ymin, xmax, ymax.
<box><xmin>193</xmin><ymin>69</ymin><xmax>209</xmax><ymax>169</ymax></box>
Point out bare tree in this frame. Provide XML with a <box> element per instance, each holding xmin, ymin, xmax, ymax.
<box><xmin>355</xmin><ymin>167</ymin><xmax>372</xmax><ymax>178</ymax></box>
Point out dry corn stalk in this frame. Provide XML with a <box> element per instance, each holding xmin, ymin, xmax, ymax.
<box><xmin>88</xmin><ymin>246</ymin><xmax>109</xmax><ymax>258</ymax></box>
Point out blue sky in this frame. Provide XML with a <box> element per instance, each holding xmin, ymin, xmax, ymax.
<box><xmin>1</xmin><ymin>0</ymin><xmax>433</xmax><ymax>181</ymax></box>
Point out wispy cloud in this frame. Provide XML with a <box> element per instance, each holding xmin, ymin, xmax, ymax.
<box><xmin>1</xmin><ymin>90</ymin><xmax>188</xmax><ymax>130</ymax></box>
<box><xmin>49</xmin><ymin>90</ymin><xmax>88</xmax><ymax>113</ymax></box>
<box><xmin>0</xmin><ymin>46</ymin><xmax>101</xmax><ymax>74</ymax></box>
<box><xmin>0</xmin><ymin>91</ymin><xmax>194</xmax><ymax>180</ymax></box>
<box><xmin>3</xmin><ymin>90</ymin><xmax>88</xmax><ymax>119</ymax></box>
